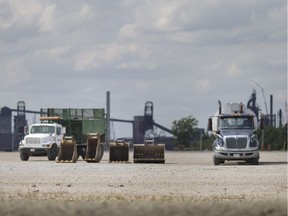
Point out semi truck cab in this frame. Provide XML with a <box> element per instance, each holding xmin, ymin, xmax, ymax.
<box><xmin>208</xmin><ymin>102</ymin><xmax>262</xmax><ymax>165</ymax></box>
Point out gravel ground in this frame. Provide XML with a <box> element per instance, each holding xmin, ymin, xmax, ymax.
<box><xmin>0</xmin><ymin>151</ymin><xmax>287</xmax><ymax>216</ymax></box>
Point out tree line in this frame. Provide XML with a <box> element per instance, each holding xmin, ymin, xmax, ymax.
<box><xmin>171</xmin><ymin>115</ymin><xmax>287</xmax><ymax>151</ymax></box>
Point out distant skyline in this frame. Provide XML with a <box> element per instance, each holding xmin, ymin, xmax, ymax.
<box><xmin>0</xmin><ymin>0</ymin><xmax>287</xmax><ymax>138</ymax></box>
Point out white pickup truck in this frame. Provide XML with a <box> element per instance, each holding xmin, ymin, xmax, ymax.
<box><xmin>18</xmin><ymin>123</ymin><xmax>65</xmax><ymax>161</ymax></box>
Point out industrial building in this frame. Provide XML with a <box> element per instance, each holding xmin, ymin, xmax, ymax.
<box><xmin>0</xmin><ymin>90</ymin><xmax>283</xmax><ymax>151</ymax></box>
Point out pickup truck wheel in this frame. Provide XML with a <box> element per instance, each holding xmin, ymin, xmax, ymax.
<box><xmin>20</xmin><ymin>151</ymin><xmax>29</xmax><ymax>161</ymax></box>
<box><xmin>213</xmin><ymin>155</ymin><xmax>220</xmax><ymax>165</ymax></box>
<box><xmin>47</xmin><ymin>144</ymin><xmax>58</xmax><ymax>161</ymax></box>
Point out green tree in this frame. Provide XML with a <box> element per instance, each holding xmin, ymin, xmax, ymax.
<box><xmin>257</xmin><ymin>124</ymin><xmax>287</xmax><ymax>150</ymax></box>
<box><xmin>172</xmin><ymin>115</ymin><xmax>198</xmax><ymax>150</ymax></box>
<box><xmin>194</xmin><ymin>133</ymin><xmax>214</xmax><ymax>151</ymax></box>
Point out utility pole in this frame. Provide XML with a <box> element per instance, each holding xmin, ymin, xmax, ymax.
<box><xmin>106</xmin><ymin>91</ymin><xmax>110</xmax><ymax>148</ymax></box>
<box><xmin>200</xmin><ymin>133</ymin><xmax>203</xmax><ymax>151</ymax></box>
<box><xmin>285</xmin><ymin>102</ymin><xmax>288</xmax><ymax>126</ymax></box>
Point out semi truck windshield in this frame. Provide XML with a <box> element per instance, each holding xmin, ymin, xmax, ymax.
<box><xmin>219</xmin><ymin>117</ymin><xmax>254</xmax><ymax>129</ymax></box>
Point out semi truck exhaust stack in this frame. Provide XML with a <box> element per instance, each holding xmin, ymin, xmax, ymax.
<box><xmin>218</xmin><ymin>100</ymin><xmax>222</xmax><ymax>114</ymax></box>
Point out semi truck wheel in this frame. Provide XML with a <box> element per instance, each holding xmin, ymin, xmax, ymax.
<box><xmin>247</xmin><ymin>157</ymin><xmax>259</xmax><ymax>165</ymax></box>
<box><xmin>20</xmin><ymin>151</ymin><xmax>29</xmax><ymax>161</ymax></box>
<box><xmin>213</xmin><ymin>155</ymin><xmax>220</xmax><ymax>165</ymax></box>
<box><xmin>75</xmin><ymin>147</ymin><xmax>85</xmax><ymax>160</ymax></box>
<box><xmin>47</xmin><ymin>144</ymin><xmax>58</xmax><ymax>161</ymax></box>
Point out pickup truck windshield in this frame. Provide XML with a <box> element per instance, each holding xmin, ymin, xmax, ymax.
<box><xmin>219</xmin><ymin>116</ymin><xmax>254</xmax><ymax>129</ymax></box>
<box><xmin>30</xmin><ymin>126</ymin><xmax>55</xmax><ymax>134</ymax></box>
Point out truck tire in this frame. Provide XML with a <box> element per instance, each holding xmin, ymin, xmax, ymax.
<box><xmin>213</xmin><ymin>155</ymin><xmax>220</xmax><ymax>165</ymax></box>
<box><xmin>20</xmin><ymin>151</ymin><xmax>29</xmax><ymax>161</ymax></box>
<box><xmin>47</xmin><ymin>144</ymin><xmax>58</xmax><ymax>161</ymax></box>
<box><xmin>250</xmin><ymin>157</ymin><xmax>259</xmax><ymax>165</ymax></box>
<box><xmin>79</xmin><ymin>148</ymin><xmax>86</xmax><ymax>160</ymax></box>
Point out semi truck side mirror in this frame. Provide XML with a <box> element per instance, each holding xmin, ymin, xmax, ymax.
<box><xmin>207</xmin><ymin>118</ymin><xmax>213</xmax><ymax>131</ymax></box>
<box><xmin>24</xmin><ymin>126</ymin><xmax>29</xmax><ymax>135</ymax></box>
<box><xmin>62</xmin><ymin>127</ymin><xmax>66</xmax><ymax>134</ymax></box>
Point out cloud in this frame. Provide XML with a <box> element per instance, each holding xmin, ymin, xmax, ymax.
<box><xmin>77</xmin><ymin>4</ymin><xmax>94</xmax><ymax>20</ymax></box>
<box><xmin>38</xmin><ymin>5</ymin><xmax>55</xmax><ymax>32</ymax></box>
<box><xmin>0</xmin><ymin>57</ymin><xmax>28</xmax><ymax>85</ymax></box>
<box><xmin>118</xmin><ymin>24</ymin><xmax>139</xmax><ymax>39</ymax></box>
<box><xmin>0</xmin><ymin>0</ymin><xmax>286</xmax><ymax>136</ymax></box>
<box><xmin>197</xmin><ymin>79</ymin><xmax>210</xmax><ymax>90</ymax></box>
<box><xmin>119</xmin><ymin>0</ymin><xmax>286</xmax><ymax>45</ymax></box>
<box><xmin>226</xmin><ymin>64</ymin><xmax>240</xmax><ymax>77</ymax></box>
<box><xmin>0</xmin><ymin>0</ymin><xmax>14</xmax><ymax>30</ymax></box>
<box><xmin>34</xmin><ymin>45</ymin><xmax>71</xmax><ymax>61</ymax></box>
<box><xmin>0</xmin><ymin>0</ymin><xmax>43</xmax><ymax>30</ymax></box>
<box><xmin>73</xmin><ymin>43</ymin><xmax>151</xmax><ymax>71</ymax></box>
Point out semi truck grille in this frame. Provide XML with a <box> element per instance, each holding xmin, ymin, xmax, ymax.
<box><xmin>226</xmin><ymin>137</ymin><xmax>247</xmax><ymax>149</ymax></box>
<box><xmin>25</xmin><ymin>137</ymin><xmax>41</xmax><ymax>145</ymax></box>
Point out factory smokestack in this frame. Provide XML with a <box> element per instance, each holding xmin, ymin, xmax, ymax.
<box><xmin>270</xmin><ymin>94</ymin><xmax>273</xmax><ymax>126</ymax></box>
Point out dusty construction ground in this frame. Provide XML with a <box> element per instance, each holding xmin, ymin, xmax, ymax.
<box><xmin>0</xmin><ymin>151</ymin><xmax>287</xmax><ymax>216</ymax></box>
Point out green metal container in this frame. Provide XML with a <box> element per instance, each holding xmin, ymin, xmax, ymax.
<box><xmin>40</xmin><ymin>108</ymin><xmax>106</xmax><ymax>144</ymax></box>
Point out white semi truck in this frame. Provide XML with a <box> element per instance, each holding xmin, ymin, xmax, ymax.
<box><xmin>19</xmin><ymin>123</ymin><xmax>64</xmax><ymax>161</ymax></box>
<box><xmin>208</xmin><ymin>101</ymin><xmax>263</xmax><ymax>165</ymax></box>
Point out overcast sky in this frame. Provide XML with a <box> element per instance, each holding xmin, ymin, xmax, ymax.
<box><xmin>0</xmin><ymin>0</ymin><xmax>287</xmax><ymax>138</ymax></box>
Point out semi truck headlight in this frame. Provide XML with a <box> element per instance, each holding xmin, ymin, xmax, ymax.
<box><xmin>250</xmin><ymin>137</ymin><xmax>258</xmax><ymax>148</ymax></box>
<box><xmin>217</xmin><ymin>136</ymin><xmax>224</xmax><ymax>146</ymax></box>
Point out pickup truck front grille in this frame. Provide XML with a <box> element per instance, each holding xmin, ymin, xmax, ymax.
<box><xmin>25</xmin><ymin>137</ymin><xmax>41</xmax><ymax>145</ymax></box>
<box><xmin>226</xmin><ymin>137</ymin><xmax>247</xmax><ymax>149</ymax></box>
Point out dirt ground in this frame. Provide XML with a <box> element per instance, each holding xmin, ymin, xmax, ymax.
<box><xmin>0</xmin><ymin>151</ymin><xmax>287</xmax><ymax>216</ymax></box>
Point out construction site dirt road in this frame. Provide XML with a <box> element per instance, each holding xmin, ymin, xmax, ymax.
<box><xmin>0</xmin><ymin>151</ymin><xmax>287</xmax><ymax>216</ymax></box>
